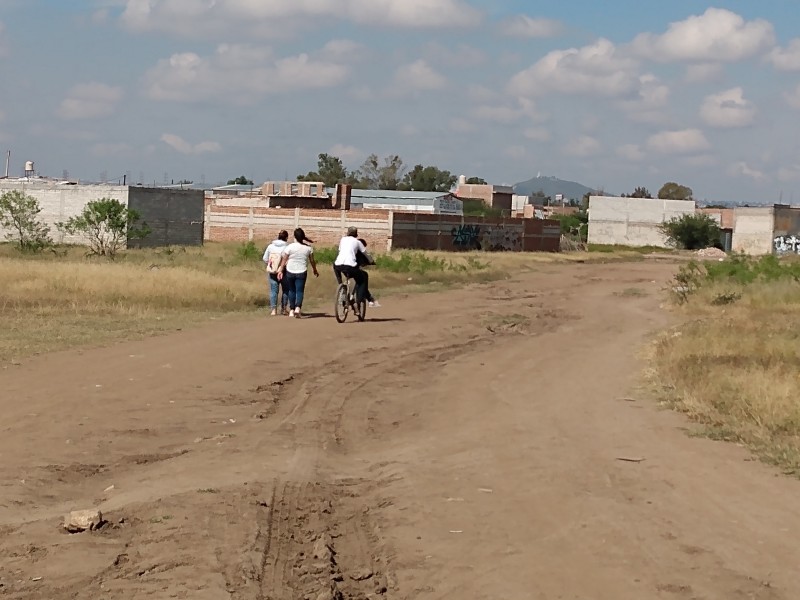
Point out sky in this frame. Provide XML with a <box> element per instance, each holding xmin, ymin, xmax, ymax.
<box><xmin>2</xmin><ymin>1</ymin><xmax>800</xmax><ymax>203</ymax></box>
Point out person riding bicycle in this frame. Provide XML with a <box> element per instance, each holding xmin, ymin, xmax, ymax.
<box><xmin>334</xmin><ymin>226</ymin><xmax>371</xmax><ymax>306</ymax></box>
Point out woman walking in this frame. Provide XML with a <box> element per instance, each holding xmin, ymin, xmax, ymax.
<box><xmin>277</xmin><ymin>228</ymin><xmax>319</xmax><ymax>318</ymax></box>
<box><xmin>263</xmin><ymin>230</ymin><xmax>289</xmax><ymax>316</ymax></box>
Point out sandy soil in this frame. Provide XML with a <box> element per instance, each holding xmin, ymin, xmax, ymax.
<box><xmin>1</xmin><ymin>260</ymin><xmax>798</xmax><ymax>599</ymax></box>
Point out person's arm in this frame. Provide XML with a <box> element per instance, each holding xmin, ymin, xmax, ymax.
<box><xmin>262</xmin><ymin>244</ymin><xmax>271</xmax><ymax>264</ymax></box>
<box><xmin>309</xmin><ymin>251</ymin><xmax>319</xmax><ymax>277</ymax></box>
<box><xmin>276</xmin><ymin>251</ymin><xmax>289</xmax><ymax>280</ymax></box>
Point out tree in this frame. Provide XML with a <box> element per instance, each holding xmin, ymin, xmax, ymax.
<box><xmin>658</xmin><ymin>182</ymin><xmax>693</xmax><ymax>201</ymax></box>
<box><xmin>466</xmin><ymin>176</ymin><xmax>487</xmax><ymax>185</ymax></box>
<box><xmin>357</xmin><ymin>154</ymin><xmax>406</xmax><ymax>190</ymax></box>
<box><xmin>227</xmin><ymin>175</ymin><xmax>253</xmax><ymax>185</ymax></box>
<box><xmin>399</xmin><ymin>164</ymin><xmax>457</xmax><ymax>192</ymax></box>
<box><xmin>298</xmin><ymin>153</ymin><xmax>358</xmax><ymax>187</ymax></box>
<box><xmin>659</xmin><ymin>213</ymin><xmax>720</xmax><ymax>250</ymax></box>
<box><xmin>0</xmin><ymin>190</ymin><xmax>52</xmax><ymax>252</ymax></box>
<box><xmin>58</xmin><ymin>198</ymin><xmax>151</xmax><ymax>258</ymax></box>
<box><xmin>627</xmin><ymin>186</ymin><xmax>652</xmax><ymax>198</ymax></box>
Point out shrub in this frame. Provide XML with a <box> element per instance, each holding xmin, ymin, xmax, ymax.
<box><xmin>236</xmin><ymin>241</ymin><xmax>261</xmax><ymax>261</ymax></box>
<box><xmin>0</xmin><ymin>190</ymin><xmax>52</xmax><ymax>252</ymax></box>
<box><xmin>58</xmin><ymin>198</ymin><xmax>150</xmax><ymax>258</ymax></box>
<box><xmin>659</xmin><ymin>213</ymin><xmax>721</xmax><ymax>250</ymax></box>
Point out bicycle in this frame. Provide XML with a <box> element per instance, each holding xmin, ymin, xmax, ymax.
<box><xmin>334</xmin><ymin>277</ymin><xmax>366</xmax><ymax>323</ymax></box>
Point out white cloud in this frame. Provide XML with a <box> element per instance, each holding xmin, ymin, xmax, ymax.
<box><xmin>449</xmin><ymin>118</ymin><xmax>476</xmax><ymax>133</ymax></box>
<box><xmin>647</xmin><ymin>129</ymin><xmax>711</xmax><ymax>155</ymax></box>
<box><xmin>500</xmin><ymin>15</ymin><xmax>563</xmax><ymax>38</ymax></box>
<box><xmin>321</xmin><ymin>39</ymin><xmax>367</xmax><ymax>62</ymax></box>
<box><xmin>509</xmin><ymin>38</ymin><xmax>640</xmax><ymax>98</ymax></box>
<box><xmin>523</xmin><ymin>127</ymin><xmax>551</xmax><ymax>142</ymax></box>
<box><xmin>617</xmin><ymin>144</ymin><xmax>645</xmax><ymax>162</ymax></box>
<box><xmin>700</xmin><ymin>87</ymin><xmax>756</xmax><ymax>128</ymax></box>
<box><xmin>144</xmin><ymin>44</ymin><xmax>350</xmax><ymax>103</ymax></box>
<box><xmin>784</xmin><ymin>84</ymin><xmax>800</xmax><ymax>110</ymax></box>
<box><xmin>393</xmin><ymin>60</ymin><xmax>447</xmax><ymax>91</ymax></box>
<box><xmin>329</xmin><ymin>144</ymin><xmax>361</xmax><ymax>161</ymax></box>
<box><xmin>423</xmin><ymin>42</ymin><xmax>487</xmax><ymax>68</ymax></box>
<box><xmin>685</xmin><ymin>63</ymin><xmax>724</xmax><ymax>83</ymax></box>
<box><xmin>122</xmin><ymin>0</ymin><xmax>481</xmax><ymax>36</ymax></box>
<box><xmin>564</xmin><ymin>135</ymin><xmax>600</xmax><ymax>157</ymax></box>
<box><xmin>504</xmin><ymin>145</ymin><xmax>527</xmax><ymax>159</ymax></box>
<box><xmin>768</xmin><ymin>39</ymin><xmax>800</xmax><ymax>71</ymax></box>
<box><xmin>631</xmin><ymin>8</ymin><xmax>775</xmax><ymax>63</ymax></box>
<box><xmin>728</xmin><ymin>161</ymin><xmax>767</xmax><ymax>181</ymax></box>
<box><xmin>57</xmin><ymin>82</ymin><xmax>123</xmax><ymax>120</ymax></box>
<box><xmin>618</xmin><ymin>74</ymin><xmax>670</xmax><ymax>123</ymax></box>
<box><xmin>471</xmin><ymin>105</ymin><xmax>522</xmax><ymax>123</ymax></box>
<box><xmin>161</xmin><ymin>133</ymin><xmax>221</xmax><ymax>155</ymax></box>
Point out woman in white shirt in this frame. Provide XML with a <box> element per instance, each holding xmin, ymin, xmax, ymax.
<box><xmin>277</xmin><ymin>228</ymin><xmax>319</xmax><ymax>318</ymax></box>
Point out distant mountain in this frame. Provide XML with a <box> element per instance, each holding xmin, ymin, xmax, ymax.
<box><xmin>512</xmin><ymin>175</ymin><xmax>598</xmax><ymax>201</ymax></box>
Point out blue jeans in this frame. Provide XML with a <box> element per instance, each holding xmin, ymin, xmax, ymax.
<box><xmin>268</xmin><ymin>274</ymin><xmax>287</xmax><ymax>311</ymax></box>
<box><xmin>285</xmin><ymin>271</ymin><xmax>308</xmax><ymax>310</ymax></box>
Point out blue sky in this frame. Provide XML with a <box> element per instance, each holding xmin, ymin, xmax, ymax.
<box><xmin>3</xmin><ymin>1</ymin><xmax>800</xmax><ymax>202</ymax></box>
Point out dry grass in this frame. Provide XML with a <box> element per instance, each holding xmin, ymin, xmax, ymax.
<box><xmin>1</xmin><ymin>242</ymin><xmax>629</xmax><ymax>361</ymax></box>
<box><xmin>651</xmin><ymin>271</ymin><xmax>800</xmax><ymax>474</ymax></box>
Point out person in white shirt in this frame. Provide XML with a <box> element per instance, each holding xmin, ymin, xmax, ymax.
<box><xmin>277</xmin><ymin>228</ymin><xmax>319</xmax><ymax>318</ymax></box>
<box><xmin>333</xmin><ymin>226</ymin><xmax>370</xmax><ymax>305</ymax></box>
<box><xmin>262</xmin><ymin>230</ymin><xmax>289</xmax><ymax>316</ymax></box>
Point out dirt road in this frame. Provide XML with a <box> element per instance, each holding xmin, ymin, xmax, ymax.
<box><xmin>1</xmin><ymin>261</ymin><xmax>798</xmax><ymax>599</ymax></box>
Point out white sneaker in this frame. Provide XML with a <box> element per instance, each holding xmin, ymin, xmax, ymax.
<box><xmin>270</xmin><ymin>309</ymin><xmax>277</xmax><ymax>316</ymax></box>
<box><xmin>294</xmin><ymin>309</ymin><xmax>301</xmax><ymax>318</ymax></box>
<box><xmin>288</xmin><ymin>309</ymin><xmax>294</xmax><ymax>317</ymax></box>
<box><xmin>369</xmin><ymin>300</ymin><xmax>381</xmax><ymax>307</ymax></box>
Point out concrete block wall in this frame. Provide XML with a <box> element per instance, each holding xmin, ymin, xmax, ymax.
<box><xmin>732</xmin><ymin>207</ymin><xmax>775</xmax><ymax>255</ymax></box>
<box><xmin>0</xmin><ymin>182</ymin><xmax>128</xmax><ymax>245</ymax></box>
<box><xmin>588</xmin><ymin>196</ymin><xmax>695</xmax><ymax>247</ymax></box>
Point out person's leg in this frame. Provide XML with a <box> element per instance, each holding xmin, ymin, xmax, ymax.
<box><xmin>354</xmin><ymin>268</ymin><xmax>368</xmax><ymax>304</ymax></box>
<box><xmin>286</xmin><ymin>272</ymin><xmax>297</xmax><ymax>312</ymax></box>
<box><xmin>362</xmin><ymin>270</ymin><xmax>375</xmax><ymax>303</ymax></box>
<box><xmin>333</xmin><ymin>265</ymin><xmax>343</xmax><ymax>284</ymax></box>
<box><xmin>268</xmin><ymin>274</ymin><xmax>279</xmax><ymax>314</ymax></box>
<box><xmin>279</xmin><ymin>276</ymin><xmax>289</xmax><ymax>314</ymax></box>
<box><xmin>294</xmin><ymin>272</ymin><xmax>308</xmax><ymax>316</ymax></box>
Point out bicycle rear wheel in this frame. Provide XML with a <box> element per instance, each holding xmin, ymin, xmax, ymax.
<box><xmin>334</xmin><ymin>284</ymin><xmax>349</xmax><ymax>323</ymax></box>
<box><xmin>356</xmin><ymin>298</ymin><xmax>367</xmax><ymax>322</ymax></box>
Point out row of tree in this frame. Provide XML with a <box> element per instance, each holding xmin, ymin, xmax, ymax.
<box><xmin>620</xmin><ymin>182</ymin><xmax>693</xmax><ymax>201</ymax></box>
<box><xmin>296</xmin><ymin>153</ymin><xmax>485</xmax><ymax>192</ymax></box>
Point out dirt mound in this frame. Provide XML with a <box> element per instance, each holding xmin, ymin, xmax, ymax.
<box><xmin>695</xmin><ymin>247</ymin><xmax>727</xmax><ymax>258</ymax></box>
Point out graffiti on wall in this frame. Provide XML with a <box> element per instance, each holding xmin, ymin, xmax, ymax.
<box><xmin>452</xmin><ymin>224</ymin><xmax>482</xmax><ymax>248</ymax></box>
<box><xmin>481</xmin><ymin>226</ymin><xmax>522</xmax><ymax>251</ymax></box>
<box><xmin>773</xmin><ymin>235</ymin><xmax>800</xmax><ymax>254</ymax></box>
<box><xmin>451</xmin><ymin>224</ymin><xmax>523</xmax><ymax>251</ymax></box>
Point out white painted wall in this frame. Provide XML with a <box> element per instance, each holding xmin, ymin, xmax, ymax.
<box><xmin>0</xmin><ymin>182</ymin><xmax>129</xmax><ymax>245</ymax></box>
<box><xmin>587</xmin><ymin>196</ymin><xmax>695</xmax><ymax>247</ymax></box>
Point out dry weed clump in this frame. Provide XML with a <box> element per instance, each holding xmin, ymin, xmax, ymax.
<box><xmin>653</xmin><ymin>255</ymin><xmax>800</xmax><ymax>474</ymax></box>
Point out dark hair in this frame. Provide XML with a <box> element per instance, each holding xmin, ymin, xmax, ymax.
<box><xmin>294</xmin><ymin>227</ymin><xmax>314</xmax><ymax>245</ymax></box>
<box><xmin>278</xmin><ymin>230</ymin><xmax>288</xmax><ymax>241</ymax></box>
<box><xmin>358</xmin><ymin>238</ymin><xmax>367</xmax><ymax>247</ymax></box>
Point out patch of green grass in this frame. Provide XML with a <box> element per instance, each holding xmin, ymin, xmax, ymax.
<box><xmin>235</xmin><ymin>241</ymin><xmax>261</xmax><ymax>262</ymax></box>
<box><xmin>589</xmin><ymin>244</ymin><xmax>674</xmax><ymax>254</ymax></box>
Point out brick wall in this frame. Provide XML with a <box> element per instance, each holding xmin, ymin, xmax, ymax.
<box><xmin>392</xmin><ymin>214</ymin><xmax>561</xmax><ymax>252</ymax></box>
<box><xmin>204</xmin><ymin>196</ymin><xmax>391</xmax><ymax>249</ymax></box>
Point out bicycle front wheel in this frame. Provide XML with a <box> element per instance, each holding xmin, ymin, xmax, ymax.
<box><xmin>334</xmin><ymin>284</ymin><xmax>349</xmax><ymax>323</ymax></box>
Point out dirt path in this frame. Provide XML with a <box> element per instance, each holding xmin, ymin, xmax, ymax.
<box><xmin>1</xmin><ymin>260</ymin><xmax>798</xmax><ymax>599</ymax></box>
